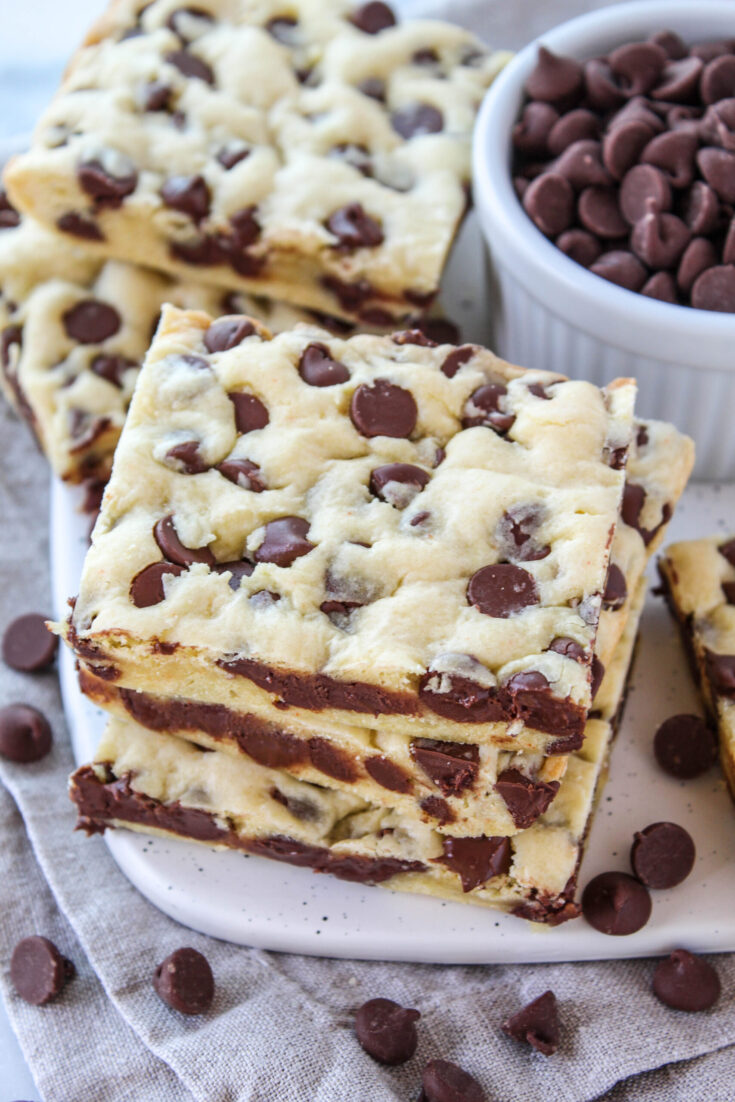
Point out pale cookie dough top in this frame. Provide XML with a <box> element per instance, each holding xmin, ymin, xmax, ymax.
<box><xmin>661</xmin><ymin>536</ymin><xmax>735</xmax><ymax>661</ymax></box>
<box><xmin>69</xmin><ymin>304</ymin><xmax>636</xmax><ymax>724</ymax></box>
<box><xmin>0</xmin><ymin>202</ymin><xmax>340</xmax><ymax>481</ymax></box>
<box><xmin>6</xmin><ymin>0</ymin><xmax>510</xmax><ymax>314</ymax></box>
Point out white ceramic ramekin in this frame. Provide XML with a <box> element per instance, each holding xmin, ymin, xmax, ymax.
<box><xmin>473</xmin><ymin>0</ymin><xmax>735</xmax><ymax>479</ymax></box>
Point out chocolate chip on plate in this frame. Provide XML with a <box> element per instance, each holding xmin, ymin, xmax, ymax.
<box><xmin>630</xmin><ymin>821</ymin><xmax>695</xmax><ymax>889</ymax></box>
<box><xmin>502</xmin><ymin>990</ymin><xmax>560</xmax><ymax>1055</ymax></box>
<box><xmin>354</xmin><ymin>997</ymin><xmax>420</xmax><ymax>1064</ymax></box>
<box><xmin>2</xmin><ymin>614</ymin><xmax>58</xmax><ymax>672</ymax></box>
<box><xmin>652</xmin><ymin>949</ymin><xmax>721</xmax><ymax>1012</ymax></box>
<box><xmin>653</xmin><ymin>714</ymin><xmax>718</xmax><ymax>778</ymax></box>
<box><xmin>0</xmin><ymin>704</ymin><xmax>52</xmax><ymax>763</ymax></box>
<box><xmin>420</xmin><ymin>1059</ymin><xmax>485</xmax><ymax>1102</ymax></box>
<box><xmin>11</xmin><ymin>936</ymin><xmax>75</xmax><ymax>1005</ymax></box>
<box><xmin>153</xmin><ymin>947</ymin><xmax>214</xmax><ymax>1015</ymax></box>
<box><xmin>582</xmin><ymin>871</ymin><xmax>652</xmax><ymax>935</ymax></box>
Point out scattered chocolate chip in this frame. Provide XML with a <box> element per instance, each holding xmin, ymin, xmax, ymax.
<box><xmin>369</xmin><ymin>463</ymin><xmax>429</xmax><ymax>508</ymax></box>
<box><xmin>441</xmin><ymin>345</ymin><xmax>475</xmax><ymax>378</ymax></box>
<box><xmin>10</xmin><ymin>937</ymin><xmax>75</xmax><ymax>1005</ymax></box>
<box><xmin>495</xmin><ymin>768</ymin><xmax>560</xmax><ymax>828</ymax></box>
<box><xmin>228</xmin><ymin>391</ymin><xmax>269</xmax><ymax>434</ymax></box>
<box><xmin>548</xmin><ymin>636</ymin><xmax>586</xmax><ymax>661</ymax></box>
<box><xmin>437</xmin><ymin>835</ymin><xmax>511</xmax><ymax>892</ymax></box>
<box><xmin>164</xmin><ymin>439</ymin><xmax>209</xmax><ymax>474</ymax></box>
<box><xmin>462</xmin><ymin>383</ymin><xmax>514</xmax><ymax>433</ymax></box>
<box><xmin>326</xmin><ymin>204</ymin><xmax>383</xmax><ymax>249</ymax></box>
<box><xmin>254</xmin><ymin>516</ymin><xmax>314</xmax><ymax>566</ymax></box>
<box><xmin>153</xmin><ymin>515</ymin><xmax>215</xmax><ymax>567</ymax></box>
<box><xmin>502</xmin><ymin>990</ymin><xmax>560</xmax><ymax>1055</ymax></box>
<box><xmin>525</xmin><ymin>46</ymin><xmax>583</xmax><ymax>106</ymax></box>
<box><xmin>62</xmin><ymin>300</ymin><xmax>120</xmax><ymax>344</ymax></box>
<box><xmin>653</xmin><ymin>714</ymin><xmax>718</xmax><ymax>778</ymax></box>
<box><xmin>57</xmin><ymin>212</ymin><xmax>104</xmax><ymax>241</ymax></box>
<box><xmin>0</xmin><ymin>704</ymin><xmax>52</xmax><ymax>763</ymax></box>
<box><xmin>350</xmin><ymin>380</ymin><xmax>417</xmax><ymax>438</ymax></box>
<box><xmin>420</xmin><ymin>1059</ymin><xmax>485</xmax><ymax>1102</ymax></box>
<box><xmin>630</xmin><ymin>821</ymin><xmax>695</xmax><ymax>889</ymax></box>
<box><xmin>217</xmin><ymin>458</ymin><xmax>265</xmax><ymax>491</ymax></box>
<box><xmin>411</xmin><ymin>739</ymin><xmax>479</xmax><ymax>796</ymax></box>
<box><xmin>350</xmin><ymin>2</ymin><xmax>396</xmax><ymax>34</ymax></box>
<box><xmin>354</xmin><ymin>997</ymin><xmax>418</xmax><ymax>1064</ymax></box>
<box><xmin>165</xmin><ymin>49</ymin><xmax>214</xmax><ymax>83</ymax></box>
<box><xmin>589</xmin><ymin>250</ymin><xmax>647</xmax><ymax>291</ymax></box>
<box><xmin>2</xmin><ymin>614</ymin><xmax>57</xmax><ymax>672</ymax></box>
<box><xmin>582</xmin><ymin>871</ymin><xmax>652</xmax><ymax>935</ymax></box>
<box><xmin>522</xmin><ymin>173</ymin><xmax>574</xmax><ymax>236</ymax></box>
<box><xmin>652</xmin><ymin>949</ymin><xmax>721</xmax><ymax>1011</ymax></box>
<box><xmin>391</xmin><ymin>103</ymin><xmax>443</xmax><ymax>139</ymax></box>
<box><xmin>153</xmin><ymin>947</ymin><xmax>214</xmax><ymax>1015</ymax></box>
<box><xmin>130</xmin><ymin>561</ymin><xmax>186</xmax><ymax>607</ymax></box>
<box><xmin>298</xmin><ymin>343</ymin><xmax>350</xmax><ymax>386</ymax></box>
<box><xmin>204</xmin><ymin>317</ymin><xmax>255</xmax><ymax>352</ymax></box>
<box><xmin>161</xmin><ymin>174</ymin><xmax>210</xmax><ymax>220</ymax></box>
<box><xmin>78</xmin><ymin>159</ymin><xmax>138</xmax><ymax>205</ymax></box>
<box><xmin>467</xmin><ymin>564</ymin><xmax>538</xmax><ymax>618</ymax></box>
<box><xmin>90</xmin><ymin>353</ymin><xmax>136</xmax><ymax>388</ymax></box>
<box><xmin>358</xmin><ymin>76</ymin><xmax>386</xmax><ymax>101</ymax></box>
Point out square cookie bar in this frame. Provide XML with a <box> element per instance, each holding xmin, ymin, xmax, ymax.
<box><xmin>69</xmin><ymin>576</ymin><xmax>646</xmax><ymax>924</ymax></box>
<box><xmin>75</xmin><ymin>416</ymin><xmax>691</xmax><ymax>837</ymax></box>
<box><xmin>5</xmin><ymin>1</ymin><xmax>510</xmax><ymax>324</ymax></box>
<box><xmin>0</xmin><ymin>198</ymin><xmax>369</xmax><ymax>483</ymax></box>
<box><xmin>659</xmin><ymin>537</ymin><xmax>735</xmax><ymax>799</ymax></box>
<box><xmin>60</xmin><ymin>305</ymin><xmax>637</xmax><ymax>755</ymax></box>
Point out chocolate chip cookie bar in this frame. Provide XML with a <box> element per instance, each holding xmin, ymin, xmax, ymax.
<box><xmin>5</xmin><ymin>1</ymin><xmax>510</xmax><ymax>324</ymax></box>
<box><xmin>59</xmin><ymin>304</ymin><xmax>638</xmax><ymax>757</ymax></box>
<box><xmin>69</xmin><ymin>574</ymin><xmax>646</xmax><ymax>923</ymax></box>
<box><xmin>73</xmin><ymin>415</ymin><xmax>691</xmax><ymax>837</ymax></box>
<box><xmin>659</xmin><ymin>537</ymin><xmax>735</xmax><ymax>799</ymax></box>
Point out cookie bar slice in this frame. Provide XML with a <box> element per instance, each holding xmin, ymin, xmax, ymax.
<box><xmin>0</xmin><ymin>202</ymin><xmax>357</xmax><ymax>483</ymax></box>
<box><xmin>59</xmin><ymin>305</ymin><xmax>637</xmax><ymax>755</ymax></box>
<box><xmin>69</xmin><ymin>576</ymin><xmax>646</xmax><ymax>923</ymax></box>
<box><xmin>5</xmin><ymin>1</ymin><xmax>510</xmax><ymax>324</ymax></box>
<box><xmin>74</xmin><ymin>417</ymin><xmax>690</xmax><ymax>837</ymax></box>
<box><xmin>659</xmin><ymin>537</ymin><xmax>735</xmax><ymax>799</ymax></box>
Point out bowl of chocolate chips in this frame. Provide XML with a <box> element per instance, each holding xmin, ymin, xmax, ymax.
<box><xmin>473</xmin><ymin>0</ymin><xmax>735</xmax><ymax>478</ymax></box>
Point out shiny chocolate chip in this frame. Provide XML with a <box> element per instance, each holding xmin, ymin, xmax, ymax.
<box><xmin>411</xmin><ymin>739</ymin><xmax>479</xmax><ymax>796</ymax></box>
<box><xmin>652</xmin><ymin>950</ymin><xmax>721</xmax><ymax>1012</ymax></box>
<box><xmin>2</xmin><ymin>614</ymin><xmax>57</xmax><ymax>672</ymax></box>
<box><xmin>254</xmin><ymin>517</ymin><xmax>314</xmax><ymax>566</ymax></box>
<box><xmin>582</xmin><ymin>871</ymin><xmax>652</xmax><ymax>935</ymax></box>
<box><xmin>62</xmin><ymin>300</ymin><xmax>120</xmax><ymax>344</ymax></box>
<box><xmin>326</xmin><ymin>203</ymin><xmax>383</xmax><ymax>249</ymax></box>
<box><xmin>350</xmin><ymin>380</ymin><xmax>417</xmax><ymax>438</ymax></box>
<box><xmin>462</xmin><ymin>383</ymin><xmax>514</xmax><ymax>433</ymax></box>
<box><xmin>204</xmin><ymin>317</ymin><xmax>255</xmax><ymax>352</ymax></box>
<box><xmin>467</xmin><ymin>564</ymin><xmax>539</xmax><ymax>618</ymax></box>
<box><xmin>441</xmin><ymin>345</ymin><xmax>475</xmax><ymax>378</ymax></box>
<box><xmin>495</xmin><ymin>769</ymin><xmax>560</xmax><ymax>829</ymax></box>
<box><xmin>522</xmin><ymin>173</ymin><xmax>574</xmax><ymax>236</ymax></box>
<box><xmin>217</xmin><ymin>458</ymin><xmax>266</xmax><ymax>491</ymax></box>
<box><xmin>298</xmin><ymin>343</ymin><xmax>350</xmax><ymax>386</ymax></box>
<box><xmin>164</xmin><ymin>440</ymin><xmax>209</xmax><ymax>474</ymax></box>
<box><xmin>630</xmin><ymin>821</ymin><xmax>695</xmax><ymax>889</ymax></box>
<box><xmin>130</xmin><ymin>561</ymin><xmax>186</xmax><ymax>607</ymax></box>
<box><xmin>369</xmin><ymin>463</ymin><xmax>429</xmax><ymax>508</ymax></box>
<box><xmin>78</xmin><ymin>158</ymin><xmax>137</xmax><ymax>204</ymax></box>
<box><xmin>420</xmin><ymin>1059</ymin><xmax>485</xmax><ymax>1102</ymax></box>
<box><xmin>437</xmin><ymin>835</ymin><xmax>512</xmax><ymax>892</ymax></box>
<box><xmin>653</xmin><ymin>714</ymin><xmax>717</xmax><ymax>778</ymax></box>
<box><xmin>602</xmin><ymin>563</ymin><xmax>627</xmax><ymax>610</ymax></box>
<box><xmin>153</xmin><ymin>515</ymin><xmax>215</xmax><ymax>567</ymax></box>
<box><xmin>161</xmin><ymin>174</ymin><xmax>210</xmax><ymax>220</ymax></box>
<box><xmin>589</xmin><ymin>250</ymin><xmax>647</xmax><ymax>292</ymax></box>
<box><xmin>228</xmin><ymin>391</ymin><xmax>269</xmax><ymax>433</ymax></box>
<box><xmin>502</xmin><ymin>990</ymin><xmax>560</xmax><ymax>1056</ymax></box>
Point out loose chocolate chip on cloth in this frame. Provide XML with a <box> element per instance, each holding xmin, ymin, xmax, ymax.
<box><xmin>1</xmin><ymin>11</ymin><xmax>735</xmax><ymax>1102</ymax></box>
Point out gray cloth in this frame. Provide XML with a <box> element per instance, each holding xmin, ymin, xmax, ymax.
<box><xmin>1</xmin><ymin>1</ymin><xmax>734</xmax><ymax>1097</ymax></box>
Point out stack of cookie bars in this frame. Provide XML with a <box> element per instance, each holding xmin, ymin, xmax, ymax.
<box><xmin>1</xmin><ymin>0</ymin><xmax>696</xmax><ymax>923</ymax></box>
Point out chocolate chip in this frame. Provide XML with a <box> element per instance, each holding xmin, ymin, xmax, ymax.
<box><xmin>691</xmin><ymin>264</ymin><xmax>735</xmax><ymax>311</ymax></box>
<box><xmin>153</xmin><ymin>947</ymin><xmax>214</xmax><ymax>1015</ymax></box>
<box><xmin>632</xmin><ymin>209</ymin><xmax>691</xmax><ymax>269</ymax></box>
<box><xmin>548</xmin><ymin>110</ymin><xmax>600</xmax><ymax>157</ymax></box>
<box><xmin>78</xmin><ymin>159</ymin><xmax>137</xmax><ymax>205</ymax></box>
<box><xmin>350</xmin><ymin>380</ymin><xmax>417</xmax><ymax>438</ymax></box>
<box><xmin>229</xmin><ymin>206</ymin><xmax>261</xmax><ymax>250</ymax></box>
<box><xmin>630</xmin><ymin>821</ymin><xmax>695</xmax><ymax>889</ymax></box>
<box><xmin>165</xmin><ymin>49</ymin><xmax>214</xmax><ymax>83</ymax></box>
<box><xmin>326</xmin><ymin>203</ymin><xmax>383</xmax><ymax>249</ymax></box>
<box><xmin>161</xmin><ymin>174</ymin><xmax>210</xmax><ymax>220</ymax></box>
<box><xmin>57</xmin><ymin>212</ymin><xmax>104</xmax><ymax>241</ymax></box>
<box><xmin>651</xmin><ymin>56</ymin><xmax>703</xmax><ymax>101</ymax></box>
<box><xmin>621</xmin><ymin>482</ymin><xmax>671</xmax><ymax>544</ymax></box>
<box><xmin>439</xmin><ymin>345</ymin><xmax>474</xmax><ymax>380</ymax></box>
<box><xmin>364</xmin><ymin>756</ymin><xmax>412</xmax><ymax>793</ymax></box>
<box><xmin>228</xmin><ymin>391</ymin><xmax>269</xmax><ymax>434</ymax></box>
<box><xmin>720</xmin><ymin>538</ymin><xmax>735</xmax><ymax>566</ymax></box>
<box><xmin>437</xmin><ymin>835</ymin><xmax>511</xmax><ymax>892</ymax></box>
<box><xmin>654</xmin><ymin>714</ymin><xmax>718</xmax><ymax>778</ymax></box>
<box><xmin>701</xmin><ymin>54</ymin><xmax>735</xmax><ymax>105</ymax></box>
<box><xmin>217</xmin><ymin>141</ymin><xmax>250</xmax><ymax>169</ymax></box>
<box><xmin>164</xmin><ymin>440</ymin><xmax>209</xmax><ymax>474</ymax></box>
<box><xmin>0</xmin><ymin>704</ymin><xmax>52</xmax><ymax>763</ymax></box>
<box><xmin>411</xmin><ymin>739</ymin><xmax>479</xmax><ymax>796</ymax></box>
<box><xmin>254</xmin><ymin>516</ymin><xmax>314</xmax><ymax>566</ymax></box>
<box><xmin>369</xmin><ymin>463</ymin><xmax>429</xmax><ymax>509</ymax></box>
<box><xmin>467</xmin><ymin>564</ymin><xmax>538</xmax><ymax>618</ymax></box>
<box><xmin>620</xmin><ymin>163</ymin><xmax>672</xmax><ymax>224</ymax></box>
<box><xmin>90</xmin><ymin>353</ymin><xmax>136</xmax><ymax>388</ymax></box>
<box><xmin>603</xmin><ymin>120</ymin><xmax>655</xmax><ymax>180</ymax></box>
<box><xmin>350</xmin><ymin>2</ymin><xmax>396</xmax><ymax>34</ymax></box>
<box><xmin>502</xmin><ymin>990</ymin><xmax>560</xmax><ymax>1056</ymax></box>
<box><xmin>649</xmin><ymin>31</ymin><xmax>687</xmax><ymax>61</ymax></box>
<box><xmin>358</xmin><ymin>76</ymin><xmax>386</xmax><ymax>101</ymax></box>
<box><xmin>697</xmin><ymin>147</ymin><xmax>735</xmax><ymax>202</ymax></box>
<box><xmin>495</xmin><ymin>769</ymin><xmax>560</xmax><ymax>828</ymax></box>
<box><xmin>522</xmin><ymin>173</ymin><xmax>574</xmax><ymax>236</ymax></box>
<box><xmin>153</xmin><ymin>515</ymin><xmax>215</xmax><ymax>567</ymax></box>
<box><xmin>462</xmin><ymin>383</ymin><xmax>515</xmax><ymax>433</ymax></box>
<box><xmin>582</xmin><ymin>871</ymin><xmax>652</xmax><ymax>935</ymax></box>
<box><xmin>677</xmin><ymin>236</ymin><xmax>717</xmax><ymax>293</ymax></box>
<box><xmin>391</xmin><ymin>104</ymin><xmax>443</xmax><ymax>139</ymax></box>
<box><xmin>526</xmin><ymin>46</ymin><xmax>583</xmax><ymax>106</ymax></box>
<box><xmin>642</xmin><ymin>130</ymin><xmax>698</xmax><ymax>188</ymax></box>
<box><xmin>548</xmin><ymin>636</ymin><xmax>586</xmax><ymax>661</ymax></box>
<box><xmin>642</xmin><ymin>271</ymin><xmax>677</xmax><ymax>301</ymax></box>
<box><xmin>217</xmin><ymin>458</ymin><xmax>265</xmax><ymax>491</ymax></box>
<box><xmin>496</xmin><ymin>504</ymin><xmax>551</xmax><ymax>562</ymax></box>
<box><xmin>420</xmin><ymin>1059</ymin><xmax>485</xmax><ymax>1102</ymax></box>
<box><xmin>213</xmin><ymin>560</ymin><xmax>255</xmax><ymax>589</ymax></box>
<box><xmin>353</xmin><ymin>996</ymin><xmax>419</xmax><ymax>1065</ymax></box>
<box><xmin>2</xmin><ymin>614</ymin><xmax>57</xmax><ymax>672</ymax></box>
<box><xmin>584</xmin><ymin>59</ymin><xmax>626</xmax><ymax>111</ymax></box>
<box><xmin>691</xmin><ymin>41</ymin><xmax>734</xmax><ymax>63</ymax></box>
<box><xmin>652</xmin><ymin>950</ymin><xmax>721</xmax><ymax>1012</ymax></box>
<box><xmin>589</xmin><ymin>250</ymin><xmax>647</xmax><ymax>292</ymax></box>
<box><xmin>555</xmin><ymin>139</ymin><xmax>612</xmax><ymax>189</ymax></box>
<box><xmin>62</xmin><ymin>300</ymin><xmax>120</xmax><ymax>344</ymax></box>
<box><xmin>0</xmin><ymin>188</ymin><xmax>20</xmax><ymax>229</ymax></box>
<box><xmin>298</xmin><ymin>343</ymin><xmax>350</xmax><ymax>386</ymax></box>
<box><xmin>609</xmin><ymin>42</ymin><xmax>667</xmax><ymax>96</ymax></box>
<box><xmin>130</xmin><ymin>561</ymin><xmax>186</xmax><ymax>607</ymax></box>
<box><xmin>204</xmin><ymin>317</ymin><xmax>255</xmax><ymax>352</ymax></box>
<box><xmin>143</xmin><ymin>81</ymin><xmax>173</xmax><ymax>111</ymax></box>
<box><xmin>10</xmin><ymin>937</ymin><xmax>75</xmax><ymax>1005</ymax></box>
<box><xmin>556</xmin><ymin>228</ymin><xmax>602</xmax><ymax>266</ymax></box>
<box><xmin>512</xmin><ymin>102</ymin><xmax>559</xmax><ymax>156</ymax></box>
<box><xmin>579</xmin><ymin>186</ymin><xmax>628</xmax><ymax>238</ymax></box>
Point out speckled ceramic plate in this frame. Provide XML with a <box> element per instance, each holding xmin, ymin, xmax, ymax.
<box><xmin>52</xmin><ymin>476</ymin><xmax>735</xmax><ymax>963</ymax></box>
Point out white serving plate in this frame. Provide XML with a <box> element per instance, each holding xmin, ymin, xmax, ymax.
<box><xmin>53</xmin><ymin>474</ymin><xmax>735</xmax><ymax>964</ymax></box>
